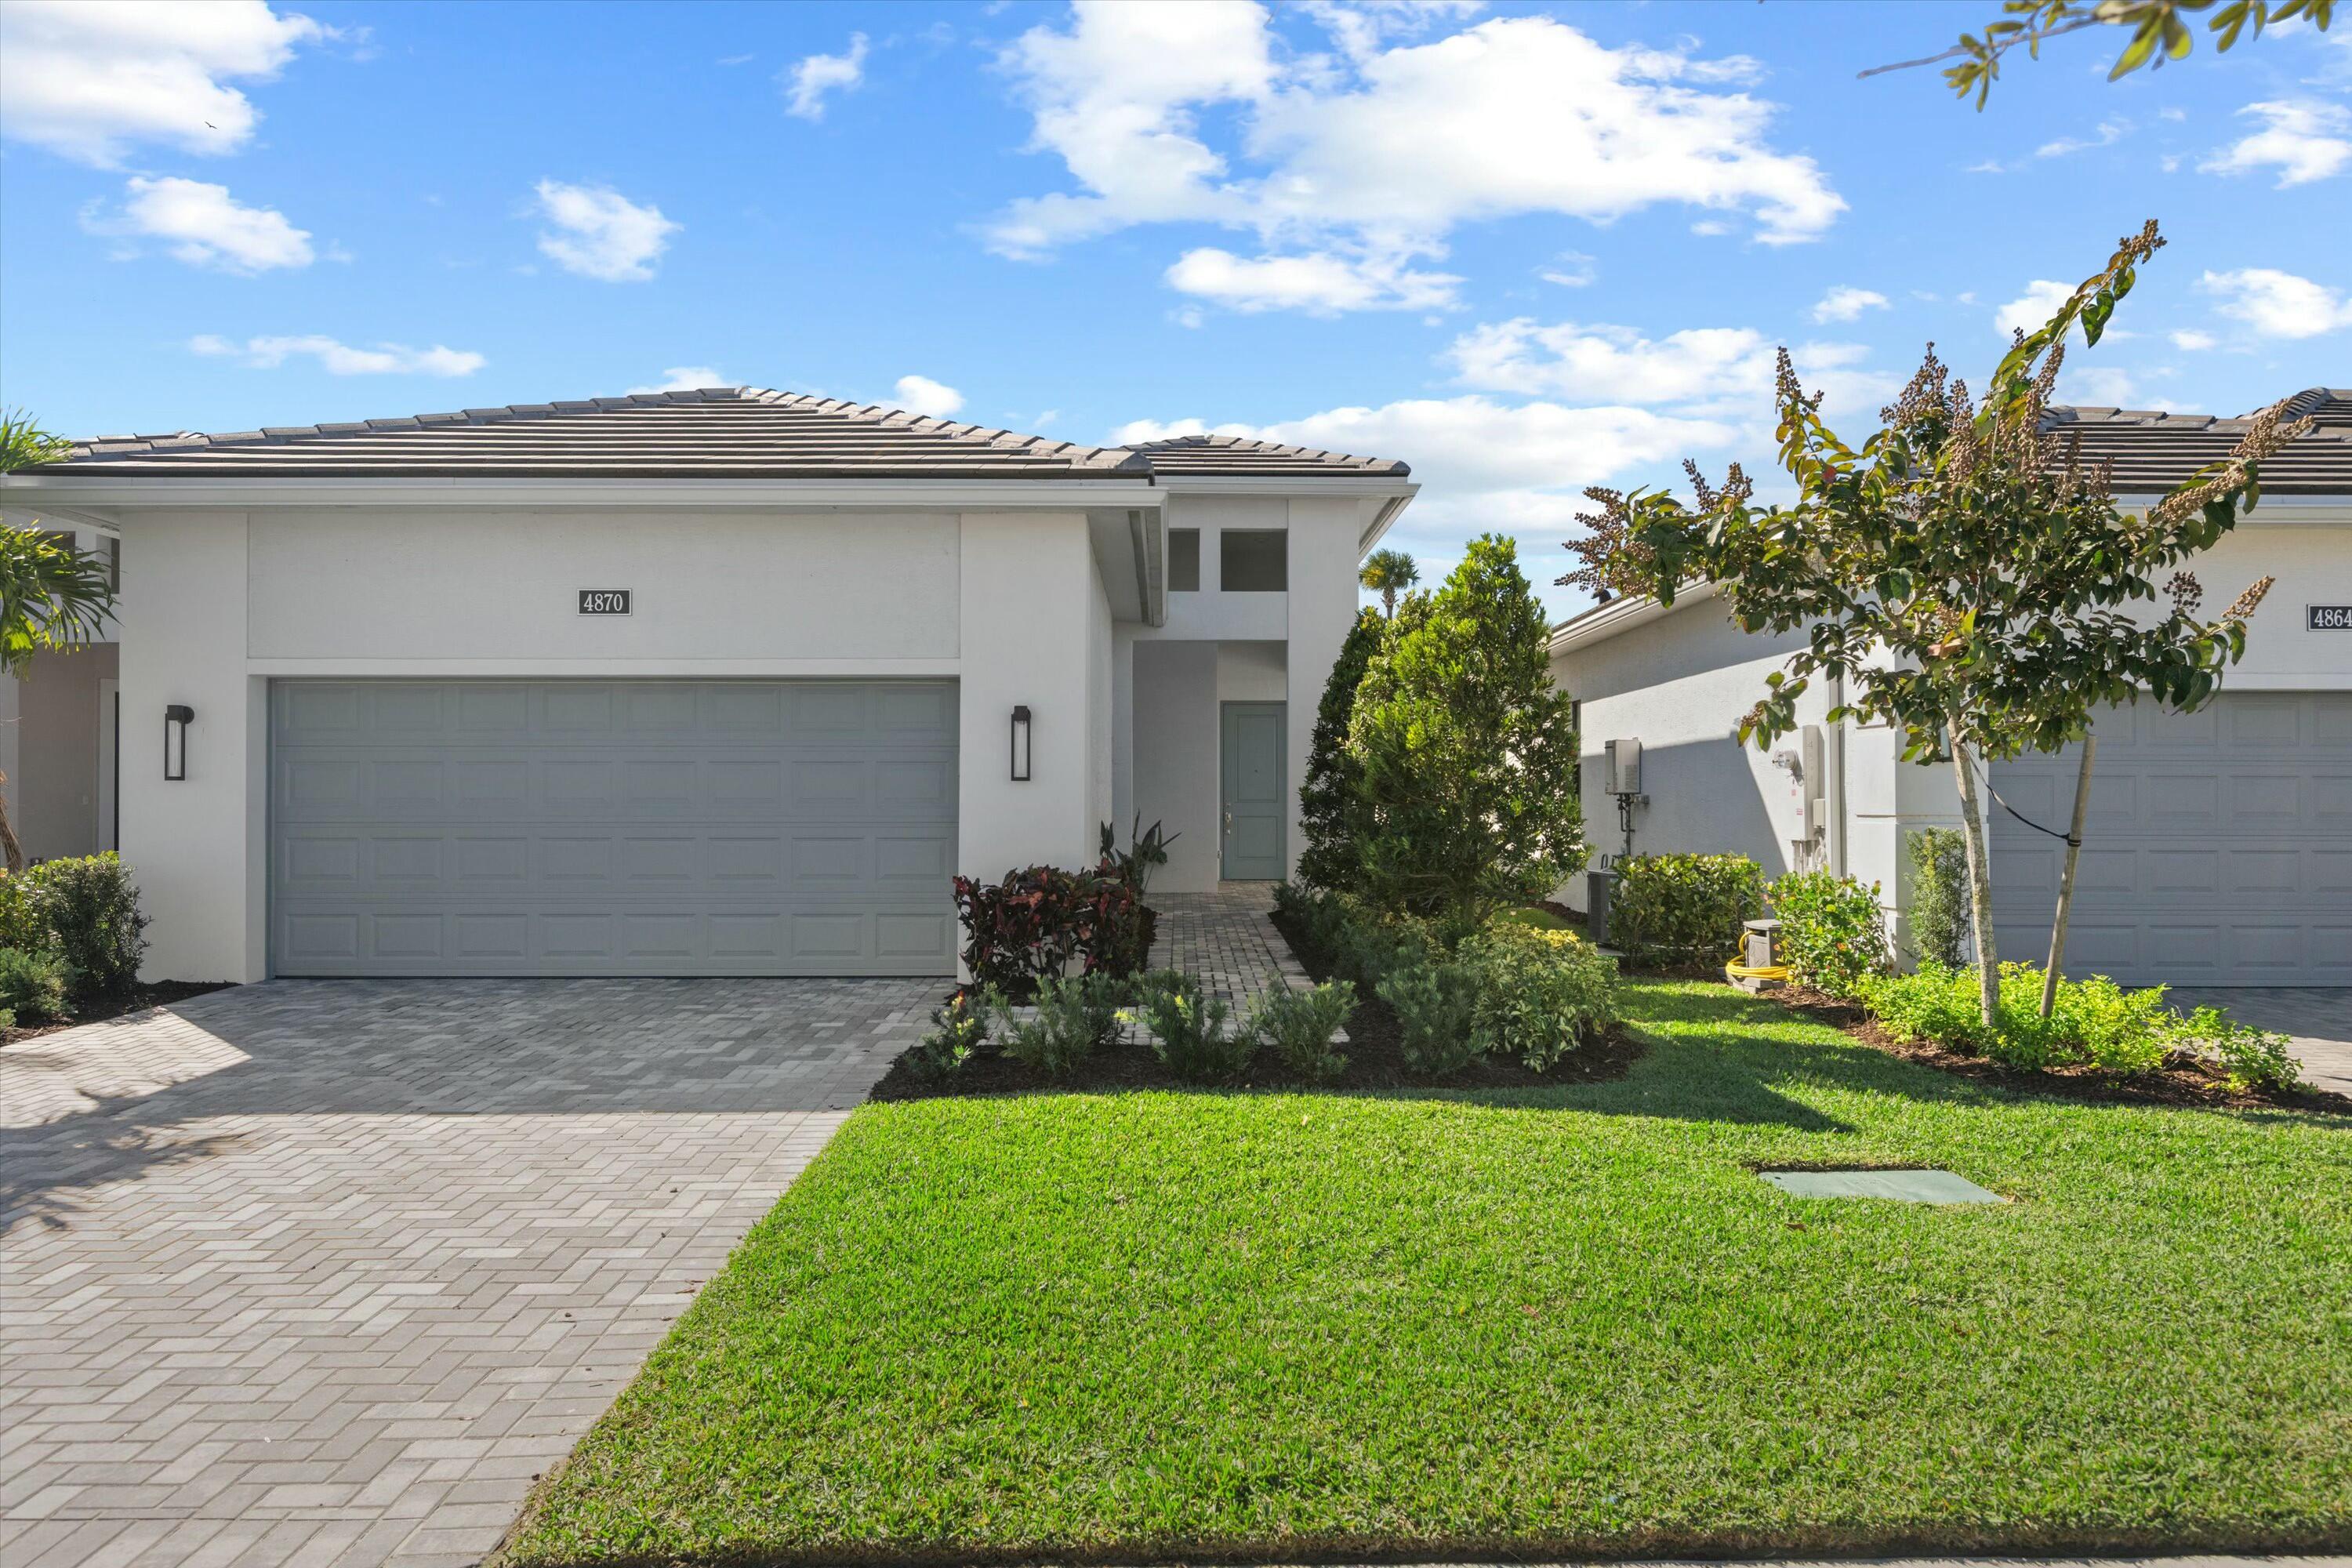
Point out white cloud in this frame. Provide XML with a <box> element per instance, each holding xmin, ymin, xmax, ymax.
<box><xmin>783</xmin><ymin>33</ymin><xmax>868</xmax><ymax>120</ymax></box>
<box><xmin>627</xmin><ymin>366</ymin><xmax>728</xmax><ymax>394</ymax></box>
<box><xmin>2034</xmin><ymin>117</ymin><xmax>2129</xmax><ymax>158</ymax></box>
<box><xmin>1445</xmin><ymin>318</ymin><xmax>1894</xmax><ymax>416</ymax></box>
<box><xmin>85</xmin><ymin>176</ymin><xmax>314</xmax><ymax>272</ymax></box>
<box><xmin>531</xmin><ymin>180</ymin><xmax>680</xmax><ymax>281</ymax></box>
<box><xmin>987</xmin><ymin>6</ymin><xmax>1842</xmax><ymax>313</ymax></box>
<box><xmin>2053</xmin><ymin>366</ymin><xmax>2194</xmax><ymax>412</ymax></box>
<box><xmin>2199</xmin><ymin>100</ymin><xmax>2352</xmax><ymax>187</ymax></box>
<box><xmin>1810</xmin><ymin>285</ymin><xmax>1887</xmax><ymax>324</ymax></box>
<box><xmin>189</xmin><ymin>334</ymin><xmax>484</xmax><ymax>376</ymax></box>
<box><xmin>1540</xmin><ymin>250</ymin><xmax>1596</xmax><ymax>288</ymax></box>
<box><xmin>1994</xmin><ymin>279</ymin><xmax>2074</xmax><ymax>338</ymax></box>
<box><xmin>0</xmin><ymin>0</ymin><xmax>321</xmax><ymax>165</ymax></box>
<box><xmin>893</xmin><ymin>374</ymin><xmax>965</xmax><ymax>417</ymax></box>
<box><xmin>1164</xmin><ymin>246</ymin><xmax>1461</xmax><ymax>313</ymax></box>
<box><xmin>2169</xmin><ymin>328</ymin><xmax>2217</xmax><ymax>350</ymax></box>
<box><xmin>2159</xmin><ymin>106</ymin><xmax>2187</xmax><ymax>122</ymax></box>
<box><xmin>2198</xmin><ymin>267</ymin><xmax>2352</xmax><ymax>339</ymax></box>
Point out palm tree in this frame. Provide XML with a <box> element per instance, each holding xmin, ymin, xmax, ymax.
<box><xmin>2</xmin><ymin>411</ymin><xmax>115</xmax><ymax>871</ymax></box>
<box><xmin>1359</xmin><ymin>547</ymin><xmax>1419</xmax><ymax>617</ymax></box>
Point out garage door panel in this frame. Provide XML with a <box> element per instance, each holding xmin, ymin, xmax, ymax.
<box><xmin>1991</xmin><ymin>691</ymin><xmax>2347</xmax><ymax>985</ymax></box>
<box><xmin>273</xmin><ymin>679</ymin><xmax>957</xmax><ymax>976</ymax></box>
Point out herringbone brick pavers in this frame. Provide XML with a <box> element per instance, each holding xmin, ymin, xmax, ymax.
<box><xmin>1</xmin><ymin>978</ymin><xmax>931</xmax><ymax>1567</ymax></box>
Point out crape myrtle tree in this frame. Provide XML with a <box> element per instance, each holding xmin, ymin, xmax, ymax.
<box><xmin>1297</xmin><ymin>608</ymin><xmax>1384</xmax><ymax>894</ymax></box>
<box><xmin>1348</xmin><ymin>535</ymin><xmax>1583</xmax><ymax>926</ymax></box>
<box><xmin>1867</xmin><ymin>0</ymin><xmax>2333</xmax><ymax>107</ymax></box>
<box><xmin>1577</xmin><ymin>223</ymin><xmax>2304</xmax><ymax>1029</ymax></box>
<box><xmin>2</xmin><ymin>412</ymin><xmax>117</xmax><ymax>873</ymax></box>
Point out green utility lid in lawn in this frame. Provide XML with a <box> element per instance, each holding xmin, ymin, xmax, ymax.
<box><xmin>1759</xmin><ymin>1168</ymin><xmax>2003</xmax><ymax>1203</ymax></box>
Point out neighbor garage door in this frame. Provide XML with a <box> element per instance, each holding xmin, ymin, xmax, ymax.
<box><xmin>1989</xmin><ymin>690</ymin><xmax>2351</xmax><ymax>986</ymax></box>
<box><xmin>271</xmin><ymin>680</ymin><xmax>957</xmax><ymax>976</ymax></box>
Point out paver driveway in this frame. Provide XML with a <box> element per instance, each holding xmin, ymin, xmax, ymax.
<box><xmin>2162</xmin><ymin>987</ymin><xmax>2352</xmax><ymax>1100</ymax></box>
<box><xmin>1</xmin><ymin>978</ymin><xmax>932</xmax><ymax>1568</ymax></box>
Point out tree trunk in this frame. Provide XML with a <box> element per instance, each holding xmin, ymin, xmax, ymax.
<box><xmin>1947</xmin><ymin>730</ymin><xmax>1999</xmax><ymax>1029</ymax></box>
<box><xmin>2039</xmin><ymin>733</ymin><xmax>2097</xmax><ymax>1018</ymax></box>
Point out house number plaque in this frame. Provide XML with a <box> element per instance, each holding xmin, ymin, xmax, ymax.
<box><xmin>2310</xmin><ymin>605</ymin><xmax>2352</xmax><ymax>630</ymax></box>
<box><xmin>577</xmin><ymin>589</ymin><xmax>632</xmax><ymax>615</ymax></box>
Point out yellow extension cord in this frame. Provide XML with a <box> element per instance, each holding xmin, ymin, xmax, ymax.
<box><xmin>1724</xmin><ymin>959</ymin><xmax>1791</xmax><ymax>982</ymax></box>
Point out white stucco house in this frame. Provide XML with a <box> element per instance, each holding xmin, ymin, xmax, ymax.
<box><xmin>1552</xmin><ymin>387</ymin><xmax>2352</xmax><ymax>988</ymax></box>
<box><xmin>0</xmin><ymin>387</ymin><xmax>1415</xmax><ymax>982</ymax></box>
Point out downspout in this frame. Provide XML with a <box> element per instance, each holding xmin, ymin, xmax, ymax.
<box><xmin>1828</xmin><ymin>671</ymin><xmax>1848</xmax><ymax>878</ymax></box>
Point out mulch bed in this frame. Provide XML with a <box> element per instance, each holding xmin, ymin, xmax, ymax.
<box><xmin>1769</xmin><ymin>983</ymin><xmax>2352</xmax><ymax>1116</ymax></box>
<box><xmin>869</xmin><ymin>915</ymin><xmax>1644</xmax><ymax>1103</ymax></box>
<box><xmin>1</xmin><ymin>980</ymin><xmax>236</xmax><ymax>1048</ymax></box>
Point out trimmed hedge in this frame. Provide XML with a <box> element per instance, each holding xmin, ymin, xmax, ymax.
<box><xmin>1609</xmin><ymin>853</ymin><xmax>1762</xmax><ymax>964</ymax></box>
<box><xmin>1766</xmin><ymin>870</ymin><xmax>1889</xmax><ymax>997</ymax></box>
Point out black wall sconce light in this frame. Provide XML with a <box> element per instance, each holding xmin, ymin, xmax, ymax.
<box><xmin>1009</xmin><ymin>704</ymin><xmax>1033</xmax><ymax>782</ymax></box>
<box><xmin>164</xmin><ymin>703</ymin><xmax>195</xmax><ymax>782</ymax></box>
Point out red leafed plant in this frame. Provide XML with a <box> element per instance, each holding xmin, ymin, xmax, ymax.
<box><xmin>952</xmin><ymin>865</ymin><xmax>1147</xmax><ymax>996</ymax></box>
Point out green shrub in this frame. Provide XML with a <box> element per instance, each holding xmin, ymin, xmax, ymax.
<box><xmin>1127</xmin><ymin>971</ymin><xmax>1250</xmax><ymax>1083</ymax></box>
<box><xmin>1610</xmin><ymin>853</ymin><xmax>1763</xmax><ymax>964</ymax></box>
<box><xmin>1767</xmin><ymin>870</ymin><xmax>1889</xmax><ymax>997</ymax></box>
<box><xmin>1458</xmin><ymin>920</ymin><xmax>1617</xmax><ymax>1072</ymax></box>
<box><xmin>909</xmin><ymin>993</ymin><xmax>986</xmax><ymax>1080</ymax></box>
<box><xmin>1246</xmin><ymin>980</ymin><xmax>1354</xmax><ymax>1082</ymax></box>
<box><xmin>0</xmin><ymin>1007</ymin><xmax>13</xmax><ymax>1032</ymax></box>
<box><xmin>1272</xmin><ymin>880</ymin><xmax>1349</xmax><ymax>962</ymax></box>
<box><xmin>1377</xmin><ymin>962</ymin><xmax>1483</xmax><ymax>1076</ymax></box>
<box><xmin>1856</xmin><ymin>961</ymin><xmax>2172</xmax><ymax>1074</ymax></box>
<box><xmin>18</xmin><ymin>854</ymin><xmax>147</xmax><ymax>996</ymax></box>
<box><xmin>0</xmin><ymin>946</ymin><xmax>71</xmax><ymax>1022</ymax></box>
<box><xmin>1904</xmin><ymin>828</ymin><xmax>1970</xmax><ymax>969</ymax></box>
<box><xmin>1331</xmin><ymin>903</ymin><xmax>1444</xmax><ymax>994</ymax></box>
<box><xmin>993</xmin><ymin>972</ymin><xmax>1128</xmax><ymax>1077</ymax></box>
<box><xmin>1296</xmin><ymin>610</ymin><xmax>1383</xmax><ymax>895</ymax></box>
<box><xmin>2165</xmin><ymin>1006</ymin><xmax>2303</xmax><ymax>1092</ymax></box>
<box><xmin>0</xmin><ymin>871</ymin><xmax>35</xmax><ymax>951</ymax></box>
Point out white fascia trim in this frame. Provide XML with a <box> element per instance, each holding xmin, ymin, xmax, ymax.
<box><xmin>0</xmin><ymin>476</ymin><xmax>1167</xmax><ymax>512</ymax></box>
<box><xmin>0</xmin><ymin>503</ymin><xmax>122</xmax><ymax>537</ymax></box>
<box><xmin>1358</xmin><ymin>490</ymin><xmax>1416</xmax><ymax>558</ymax></box>
<box><xmin>247</xmin><ymin>657</ymin><xmax>962</xmax><ymax>678</ymax></box>
<box><xmin>1548</xmin><ymin>581</ymin><xmax>1722</xmax><ymax>656</ymax></box>
<box><xmin>1155</xmin><ymin>475</ymin><xmax>1417</xmax><ymax>499</ymax></box>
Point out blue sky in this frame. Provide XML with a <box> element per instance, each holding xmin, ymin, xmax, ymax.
<box><xmin>2</xmin><ymin>0</ymin><xmax>2346</xmax><ymax>615</ymax></box>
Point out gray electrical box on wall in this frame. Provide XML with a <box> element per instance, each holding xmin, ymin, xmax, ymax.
<box><xmin>1605</xmin><ymin>737</ymin><xmax>1642</xmax><ymax>795</ymax></box>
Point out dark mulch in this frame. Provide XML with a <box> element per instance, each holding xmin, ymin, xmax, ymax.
<box><xmin>1771</xmin><ymin>984</ymin><xmax>2352</xmax><ymax>1116</ymax></box>
<box><xmin>1</xmin><ymin>980</ymin><xmax>237</xmax><ymax>1047</ymax></box>
<box><xmin>869</xmin><ymin>916</ymin><xmax>1644</xmax><ymax>1103</ymax></box>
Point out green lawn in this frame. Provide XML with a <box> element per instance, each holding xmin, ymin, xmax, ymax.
<box><xmin>504</xmin><ymin>982</ymin><xmax>2352</xmax><ymax>1566</ymax></box>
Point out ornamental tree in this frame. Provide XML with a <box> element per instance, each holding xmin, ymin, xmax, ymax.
<box><xmin>1348</xmin><ymin>535</ymin><xmax>1583</xmax><ymax>925</ymax></box>
<box><xmin>1297</xmin><ymin>608</ymin><xmax>1383</xmax><ymax>894</ymax></box>
<box><xmin>1868</xmin><ymin>0</ymin><xmax>2333</xmax><ymax>108</ymax></box>
<box><xmin>1580</xmin><ymin>222</ymin><xmax>2299</xmax><ymax>1028</ymax></box>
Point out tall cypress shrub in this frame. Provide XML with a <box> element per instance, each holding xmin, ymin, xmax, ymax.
<box><xmin>1297</xmin><ymin>608</ymin><xmax>1383</xmax><ymax>892</ymax></box>
<box><xmin>1349</xmin><ymin>535</ymin><xmax>1584</xmax><ymax>924</ymax></box>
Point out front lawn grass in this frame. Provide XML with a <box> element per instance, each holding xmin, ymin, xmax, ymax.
<box><xmin>504</xmin><ymin>981</ymin><xmax>2352</xmax><ymax>1566</ymax></box>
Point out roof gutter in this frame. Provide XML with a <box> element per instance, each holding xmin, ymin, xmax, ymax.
<box><xmin>1548</xmin><ymin>580</ymin><xmax>1722</xmax><ymax>656</ymax></box>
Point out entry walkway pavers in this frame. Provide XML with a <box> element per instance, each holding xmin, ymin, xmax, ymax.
<box><xmin>1</xmin><ymin>978</ymin><xmax>930</xmax><ymax>1568</ymax></box>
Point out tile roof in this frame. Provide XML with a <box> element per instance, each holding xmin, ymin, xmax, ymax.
<box><xmin>2042</xmin><ymin>386</ymin><xmax>2352</xmax><ymax>495</ymax></box>
<box><xmin>32</xmin><ymin>387</ymin><xmax>1410</xmax><ymax>482</ymax></box>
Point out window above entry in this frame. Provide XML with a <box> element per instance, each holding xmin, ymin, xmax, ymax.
<box><xmin>1220</xmin><ymin>529</ymin><xmax>1287</xmax><ymax>592</ymax></box>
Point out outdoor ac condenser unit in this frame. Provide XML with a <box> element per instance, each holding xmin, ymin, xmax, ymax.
<box><xmin>1604</xmin><ymin>737</ymin><xmax>1642</xmax><ymax>796</ymax></box>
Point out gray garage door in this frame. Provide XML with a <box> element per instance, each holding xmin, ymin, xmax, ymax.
<box><xmin>1990</xmin><ymin>690</ymin><xmax>2350</xmax><ymax>986</ymax></box>
<box><xmin>271</xmin><ymin>680</ymin><xmax>957</xmax><ymax>976</ymax></box>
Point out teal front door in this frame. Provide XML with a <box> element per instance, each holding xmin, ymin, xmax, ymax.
<box><xmin>1220</xmin><ymin>701</ymin><xmax>1287</xmax><ymax>880</ymax></box>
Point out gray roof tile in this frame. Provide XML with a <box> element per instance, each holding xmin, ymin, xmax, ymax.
<box><xmin>30</xmin><ymin>387</ymin><xmax>1410</xmax><ymax>482</ymax></box>
<box><xmin>2042</xmin><ymin>386</ymin><xmax>2352</xmax><ymax>494</ymax></box>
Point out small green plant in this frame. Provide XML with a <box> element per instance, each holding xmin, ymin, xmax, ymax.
<box><xmin>1857</xmin><ymin>960</ymin><xmax>2172</xmax><ymax>1074</ymax></box>
<box><xmin>17</xmin><ymin>854</ymin><xmax>147</xmax><ymax>996</ymax></box>
<box><xmin>1377</xmin><ymin>962</ymin><xmax>1483</xmax><ymax>1076</ymax></box>
<box><xmin>909</xmin><ymin>993</ymin><xmax>986</xmax><ymax>1080</ymax></box>
<box><xmin>1768</xmin><ymin>870</ymin><xmax>1890</xmax><ymax>997</ymax></box>
<box><xmin>1904</xmin><ymin>828</ymin><xmax>1971</xmax><ymax>969</ymax></box>
<box><xmin>2165</xmin><ymin>1006</ymin><xmax>2303</xmax><ymax>1092</ymax></box>
<box><xmin>1458</xmin><ymin>920</ymin><xmax>1618</xmax><ymax>1072</ymax></box>
<box><xmin>1247</xmin><ymin>980</ymin><xmax>1354</xmax><ymax>1083</ymax></box>
<box><xmin>0</xmin><ymin>946</ymin><xmax>71</xmax><ymax>1022</ymax></box>
<box><xmin>0</xmin><ymin>871</ymin><xmax>34</xmax><ymax>949</ymax></box>
<box><xmin>1127</xmin><ymin>970</ymin><xmax>1250</xmax><ymax>1083</ymax></box>
<box><xmin>993</xmin><ymin>972</ymin><xmax>1128</xmax><ymax>1077</ymax></box>
<box><xmin>1610</xmin><ymin>853</ymin><xmax>1764</xmax><ymax>964</ymax></box>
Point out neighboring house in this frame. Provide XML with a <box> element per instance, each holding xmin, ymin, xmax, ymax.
<box><xmin>0</xmin><ymin>526</ymin><xmax>122</xmax><ymax>866</ymax></box>
<box><xmin>0</xmin><ymin>387</ymin><xmax>1414</xmax><ymax>982</ymax></box>
<box><xmin>1551</xmin><ymin>387</ymin><xmax>2352</xmax><ymax>987</ymax></box>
